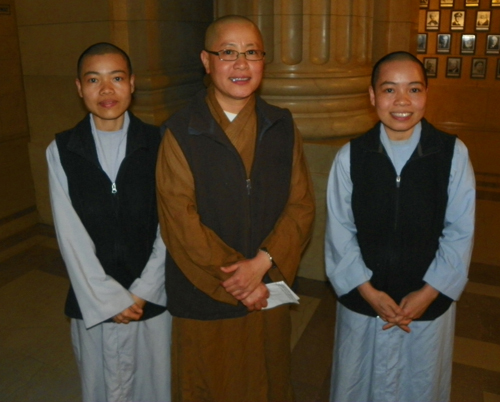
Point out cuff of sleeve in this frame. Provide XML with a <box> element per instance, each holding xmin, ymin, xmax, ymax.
<box><xmin>423</xmin><ymin>269</ymin><xmax>468</xmax><ymax>301</ymax></box>
<box><xmin>82</xmin><ymin>294</ymin><xmax>134</xmax><ymax>329</ymax></box>
<box><xmin>129</xmin><ymin>278</ymin><xmax>167</xmax><ymax>307</ymax></box>
<box><xmin>328</xmin><ymin>265</ymin><xmax>373</xmax><ymax>297</ymax></box>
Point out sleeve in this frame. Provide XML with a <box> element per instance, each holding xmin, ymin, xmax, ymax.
<box><xmin>325</xmin><ymin>143</ymin><xmax>374</xmax><ymax>296</ymax></box>
<box><xmin>259</xmin><ymin>124</ymin><xmax>316</xmax><ymax>285</ymax></box>
<box><xmin>423</xmin><ymin>139</ymin><xmax>476</xmax><ymax>300</ymax></box>
<box><xmin>156</xmin><ymin>129</ymin><xmax>245</xmax><ymax>305</ymax></box>
<box><xmin>128</xmin><ymin>225</ymin><xmax>167</xmax><ymax>307</ymax></box>
<box><xmin>47</xmin><ymin>140</ymin><xmax>135</xmax><ymax>328</ymax></box>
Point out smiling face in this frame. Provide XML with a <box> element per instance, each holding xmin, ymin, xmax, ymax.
<box><xmin>75</xmin><ymin>53</ymin><xmax>135</xmax><ymax>131</ymax></box>
<box><xmin>200</xmin><ymin>21</ymin><xmax>264</xmax><ymax>114</ymax></box>
<box><xmin>369</xmin><ymin>60</ymin><xmax>427</xmax><ymax>141</ymax></box>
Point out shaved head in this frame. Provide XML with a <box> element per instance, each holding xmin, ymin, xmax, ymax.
<box><xmin>204</xmin><ymin>15</ymin><xmax>263</xmax><ymax>50</ymax></box>
<box><xmin>372</xmin><ymin>51</ymin><xmax>427</xmax><ymax>88</ymax></box>
<box><xmin>77</xmin><ymin>42</ymin><xmax>132</xmax><ymax>79</ymax></box>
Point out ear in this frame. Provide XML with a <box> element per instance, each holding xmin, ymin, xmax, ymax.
<box><xmin>368</xmin><ymin>86</ymin><xmax>376</xmax><ymax>107</ymax></box>
<box><xmin>75</xmin><ymin>78</ymin><xmax>83</xmax><ymax>98</ymax></box>
<box><xmin>200</xmin><ymin>50</ymin><xmax>211</xmax><ymax>74</ymax></box>
<box><xmin>129</xmin><ymin>74</ymin><xmax>136</xmax><ymax>94</ymax></box>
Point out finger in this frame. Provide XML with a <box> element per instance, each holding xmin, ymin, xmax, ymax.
<box><xmin>220</xmin><ymin>264</ymin><xmax>239</xmax><ymax>273</ymax></box>
<box><xmin>223</xmin><ymin>283</ymin><xmax>243</xmax><ymax>294</ymax></box>
<box><xmin>122</xmin><ymin>309</ymin><xmax>142</xmax><ymax>321</ymax></box>
<box><xmin>398</xmin><ymin>317</ymin><xmax>413</xmax><ymax>326</ymax></box>
<box><xmin>221</xmin><ymin>278</ymin><xmax>241</xmax><ymax>290</ymax></box>
<box><xmin>129</xmin><ymin>304</ymin><xmax>143</xmax><ymax>314</ymax></box>
<box><xmin>114</xmin><ymin>313</ymin><xmax>125</xmax><ymax>323</ymax></box>
<box><xmin>382</xmin><ymin>322</ymin><xmax>396</xmax><ymax>330</ymax></box>
<box><xmin>388</xmin><ymin>302</ymin><xmax>406</xmax><ymax>316</ymax></box>
<box><xmin>397</xmin><ymin>324</ymin><xmax>411</xmax><ymax>333</ymax></box>
<box><xmin>131</xmin><ymin>294</ymin><xmax>146</xmax><ymax>308</ymax></box>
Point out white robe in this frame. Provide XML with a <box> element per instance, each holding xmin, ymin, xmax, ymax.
<box><xmin>47</xmin><ymin>112</ymin><xmax>172</xmax><ymax>402</ymax></box>
<box><xmin>325</xmin><ymin>122</ymin><xmax>475</xmax><ymax>402</ymax></box>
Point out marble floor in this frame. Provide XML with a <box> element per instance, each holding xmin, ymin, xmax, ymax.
<box><xmin>1</xmin><ymin>196</ymin><xmax>499</xmax><ymax>401</ymax></box>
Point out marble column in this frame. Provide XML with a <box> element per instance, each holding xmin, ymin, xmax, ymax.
<box><xmin>214</xmin><ymin>0</ymin><xmax>378</xmax><ymax>140</ymax></box>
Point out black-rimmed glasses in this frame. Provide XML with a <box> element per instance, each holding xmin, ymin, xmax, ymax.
<box><xmin>205</xmin><ymin>49</ymin><xmax>266</xmax><ymax>61</ymax></box>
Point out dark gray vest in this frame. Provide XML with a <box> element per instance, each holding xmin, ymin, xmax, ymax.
<box><xmin>56</xmin><ymin>113</ymin><xmax>165</xmax><ymax>321</ymax></box>
<box><xmin>163</xmin><ymin>90</ymin><xmax>295</xmax><ymax>320</ymax></box>
<box><xmin>341</xmin><ymin>119</ymin><xmax>456</xmax><ymax>320</ymax></box>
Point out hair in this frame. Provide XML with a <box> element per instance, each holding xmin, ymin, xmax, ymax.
<box><xmin>77</xmin><ymin>42</ymin><xmax>132</xmax><ymax>78</ymax></box>
<box><xmin>204</xmin><ymin>14</ymin><xmax>263</xmax><ymax>50</ymax></box>
<box><xmin>371</xmin><ymin>51</ymin><xmax>428</xmax><ymax>88</ymax></box>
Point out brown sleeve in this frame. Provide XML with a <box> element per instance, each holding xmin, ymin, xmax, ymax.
<box><xmin>156</xmin><ymin>129</ymin><xmax>244</xmax><ymax>305</ymax></box>
<box><xmin>260</xmin><ymin>124</ymin><xmax>316</xmax><ymax>285</ymax></box>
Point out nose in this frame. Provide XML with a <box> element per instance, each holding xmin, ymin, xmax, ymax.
<box><xmin>394</xmin><ymin>91</ymin><xmax>410</xmax><ymax>105</ymax></box>
<box><xmin>233</xmin><ymin>53</ymin><xmax>249</xmax><ymax>69</ymax></box>
<box><xmin>99</xmin><ymin>80</ymin><xmax>114</xmax><ymax>94</ymax></box>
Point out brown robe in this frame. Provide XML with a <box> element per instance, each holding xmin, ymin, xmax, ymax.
<box><xmin>156</xmin><ymin>86</ymin><xmax>315</xmax><ymax>402</ymax></box>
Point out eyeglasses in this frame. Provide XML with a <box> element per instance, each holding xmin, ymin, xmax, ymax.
<box><xmin>205</xmin><ymin>49</ymin><xmax>266</xmax><ymax>61</ymax></box>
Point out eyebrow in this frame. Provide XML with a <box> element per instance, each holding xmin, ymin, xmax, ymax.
<box><xmin>218</xmin><ymin>42</ymin><xmax>261</xmax><ymax>48</ymax></box>
<box><xmin>379</xmin><ymin>81</ymin><xmax>425</xmax><ymax>86</ymax></box>
<box><xmin>82</xmin><ymin>69</ymin><xmax>127</xmax><ymax>76</ymax></box>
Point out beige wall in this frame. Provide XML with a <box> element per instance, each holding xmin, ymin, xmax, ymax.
<box><xmin>0</xmin><ymin>1</ymin><xmax>37</xmax><ymax>240</ymax></box>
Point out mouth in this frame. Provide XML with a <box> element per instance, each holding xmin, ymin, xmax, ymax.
<box><xmin>230</xmin><ymin>77</ymin><xmax>250</xmax><ymax>83</ymax></box>
<box><xmin>99</xmin><ymin>100</ymin><xmax>118</xmax><ymax>108</ymax></box>
<box><xmin>391</xmin><ymin>112</ymin><xmax>412</xmax><ymax>118</ymax></box>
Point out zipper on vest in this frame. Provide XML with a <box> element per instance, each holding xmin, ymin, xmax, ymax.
<box><xmin>246</xmin><ymin>178</ymin><xmax>252</xmax><ymax>195</ymax></box>
<box><xmin>111</xmin><ymin>182</ymin><xmax>117</xmax><ymax>194</ymax></box>
<box><xmin>394</xmin><ymin>175</ymin><xmax>401</xmax><ymax>230</ymax></box>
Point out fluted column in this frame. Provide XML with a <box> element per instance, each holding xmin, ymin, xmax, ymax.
<box><xmin>109</xmin><ymin>0</ymin><xmax>213</xmax><ymax>125</ymax></box>
<box><xmin>215</xmin><ymin>0</ymin><xmax>377</xmax><ymax>139</ymax></box>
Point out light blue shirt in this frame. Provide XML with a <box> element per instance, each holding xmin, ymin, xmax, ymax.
<box><xmin>325</xmin><ymin>122</ymin><xmax>476</xmax><ymax>301</ymax></box>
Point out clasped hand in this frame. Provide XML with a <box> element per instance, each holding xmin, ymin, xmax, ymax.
<box><xmin>220</xmin><ymin>250</ymin><xmax>272</xmax><ymax>311</ymax></box>
<box><xmin>112</xmin><ymin>294</ymin><xmax>146</xmax><ymax>324</ymax></box>
<box><xmin>358</xmin><ymin>282</ymin><xmax>439</xmax><ymax>333</ymax></box>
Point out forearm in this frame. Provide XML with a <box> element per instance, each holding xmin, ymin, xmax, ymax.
<box><xmin>128</xmin><ymin>225</ymin><xmax>167</xmax><ymax>306</ymax></box>
<box><xmin>423</xmin><ymin>140</ymin><xmax>475</xmax><ymax>300</ymax></box>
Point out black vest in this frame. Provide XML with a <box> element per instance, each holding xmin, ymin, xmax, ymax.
<box><xmin>340</xmin><ymin>119</ymin><xmax>456</xmax><ymax>320</ymax></box>
<box><xmin>163</xmin><ymin>90</ymin><xmax>295</xmax><ymax>320</ymax></box>
<box><xmin>56</xmin><ymin>113</ymin><xmax>165</xmax><ymax>321</ymax></box>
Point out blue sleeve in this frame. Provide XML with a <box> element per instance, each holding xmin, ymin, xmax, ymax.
<box><xmin>325</xmin><ymin>143</ymin><xmax>373</xmax><ymax>296</ymax></box>
<box><xmin>423</xmin><ymin>139</ymin><xmax>475</xmax><ymax>300</ymax></box>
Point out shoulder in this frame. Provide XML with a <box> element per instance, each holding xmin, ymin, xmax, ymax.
<box><xmin>46</xmin><ymin>139</ymin><xmax>59</xmax><ymax>159</ymax></box>
<box><xmin>164</xmin><ymin>89</ymin><xmax>207</xmax><ymax>122</ymax></box>
<box><xmin>54</xmin><ymin>114</ymin><xmax>91</xmax><ymax>147</ymax></box>
<box><xmin>350</xmin><ymin>122</ymin><xmax>381</xmax><ymax>150</ymax></box>
<box><xmin>329</xmin><ymin>142</ymin><xmax>351</xmax><ymax>175</ymax></box>
<box><xmin>453</xmin><ymin>138</ymin><xmax>470</xmax><ymax>161</ymax></box>
<box><xmin>129</xmin><ymin>112</ymin><xmax>160</xmax><ymax>136</ymax></box>
<box><xmin>421</xmin><ymin>119</ymin><xmax>456</xmax><ymax>141</ymax></box>
<box><xmin>255</xmin><ymin>95</ymin><xmax>293</xmax><ymax>121</ymax></box>
<box><xmin>337</xmin><ymin>142</ymin><xmax>351</xmax><ymax>160</ymax></box>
